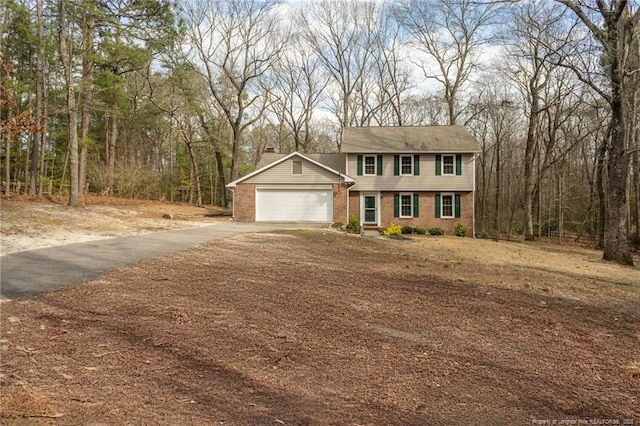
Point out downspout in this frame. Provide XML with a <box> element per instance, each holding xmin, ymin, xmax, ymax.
<box><xmin>344</xmin><ymin>154</ymin><xmax>350</xmax><ymax>226</ymax></box>
<box><xmin>230</xmin><ymin>188</ymin><xmax>234</xmax><ymax>220</ymax></box>
<box><xmin>345</xmin><ymin>173</ymin><xmax>351</xmax><ymax>227</ymax></box>
<box><xmin>472</xmin><ymin>153</ymin><xmax>478</xmax><ymax>239</ymax></box>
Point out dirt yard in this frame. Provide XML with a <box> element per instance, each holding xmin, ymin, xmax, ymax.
<box><xmin>1</xmin><ymin>196</ymin><xmax>639</xmax><ymax>425</ymax></box>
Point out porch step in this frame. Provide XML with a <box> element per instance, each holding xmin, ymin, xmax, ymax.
<box><xmin>361</xmin><ymin>228</ymin><xmax>380</xmax><ymax>237</ymax></box>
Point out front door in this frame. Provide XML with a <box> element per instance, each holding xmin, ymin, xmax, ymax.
<box><xmin>363</xmin><ymin>194</ymin><xmax>378</xmax><ymax>225</ymax></box>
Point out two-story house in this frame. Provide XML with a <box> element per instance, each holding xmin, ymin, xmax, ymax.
<box><xmin>226</xmin><ymin>126</ymin><xmax>480</xmax><ymax>236</ymax></box>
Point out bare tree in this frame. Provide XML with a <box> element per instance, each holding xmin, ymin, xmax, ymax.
<box><xmin>556</xmin><ymin>0</ymin><xmax>639</xmax><ymax>265</ymax></box>
<box><xmin>270</xmin><ymin>20</ymin><xmax>329</xmax><ymax>153</ymax></box>
<box><xmin>371</xmin><ymin>3</ymin><xmax>412</xmax><ymax>126</ymax></box>
<box><xmin>394</xmin><ymin>0</ymin><xmax>500</xmax><ymax>125</ymax></box>
<box><xmin>182</xmin><ymin>0</ymin><xmax>285</xmax><ymax>181</ymax></box>
<box><xmin>301</xmin><ymin>0</ymin><xmax>380</xmax><ymax>145</ymax></box>
<box><xmin>468</xmin><ymin>75</ymin><xmax>520</xmax><ymax>238</ymax></box>
<box><xmin>504</xmin><ymin>2</ymin><xmax>576</xmax><ymax>241</ymax></box>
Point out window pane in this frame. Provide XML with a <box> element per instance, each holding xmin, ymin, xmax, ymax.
<box><xmin>442</xmin><ymin>195</ymin><xmax>453</xmax><ymax>217</ymax></box>
<box><xmin>364</xmin><ymin>156</ymin><xmax>375</xmax><ymax>175</ymax></box>
<box><xmin>401</xmin><ymin>194</ymin><xmax>412</xmax><ymax>217</ymax></box>
<box><xmin>401</xmin><ymin>156</ymin><xmax>412</xmax><ymax>174</ymax></box>
<box><xmin>365</xmin><ymin>209</ymin><xmax>376</xmax><ymax>222</ymax></box>
<box><xmin>364</xmin><ymin>196</ymin><xmax>376</xmax><ymax>208</ymax></box>
<box><xmin>443</xmin><ymin>156</ymin><xmax>454</xmax><ymax>174</ymax></box>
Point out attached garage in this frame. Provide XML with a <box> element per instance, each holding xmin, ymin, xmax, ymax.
<box><xmin>226</xmin><ymin>151</ymin><xmax>354</xmax><ymax>223</ymax></box>
<box><xmin>255</xmin><ymin>188</ymin><xmax>333</xmax><ymax>222</ymax></box>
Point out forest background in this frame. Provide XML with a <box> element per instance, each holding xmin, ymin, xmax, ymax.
<box><xmin>1</xmin><ymin>0</ymin><xmax>639</xmax><ymax>264</ymax></box>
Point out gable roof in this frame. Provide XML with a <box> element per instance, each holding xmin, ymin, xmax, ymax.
<box><xmin>341</xmin><ymin>126</ymin><xmax>480</xmax><ymax>153</ymax></box>
<box><xmin>226</xmin><ymin>151</ymin><xmax>354</xmax><ymax>188</ymax></box>
<box><xmin>256</xmin><ymin>152</ymin><xmax>347</xmax><ymax>172</ymax></box>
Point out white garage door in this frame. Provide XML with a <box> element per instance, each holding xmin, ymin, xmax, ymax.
<box><xmin>256</xmin><ymin>188</ymin><xmax>332</xmax><ymax>222</ymax></box>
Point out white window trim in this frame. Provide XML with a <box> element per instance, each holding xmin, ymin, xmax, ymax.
<box><xmin>363</xmin><ymin>155</ymin><xmax>376</xmax><ymax>176</ymax></box>
<box><xmin>400</xmin><ymin>155</ymin><xmax>413</xmax><ymax>176</ymax></box>
<box><xmin>442</xmin><ymin>155</ymin><xmax>455</xmax><ymax>176</ymax></box>
<box><xmin>441</xmin><ymin>193</ymin><xmax>454</xmax><ymax>218</ymax></box>
<box><xmin>400</xmin><ymin>192</ymin><xmax>414</xmax><ymax>218</ymax></box>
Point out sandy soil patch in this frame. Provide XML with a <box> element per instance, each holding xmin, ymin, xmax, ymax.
<box><xmin>0</xmin><ymin>195</ymin><xmax>229</xmax><ymax>256</ymax></box>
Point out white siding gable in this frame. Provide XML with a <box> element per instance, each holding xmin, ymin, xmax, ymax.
<box><xmin>245</xmin><ymin>157</ymin><xmax>340</xmax><ymax>185</ymax></box>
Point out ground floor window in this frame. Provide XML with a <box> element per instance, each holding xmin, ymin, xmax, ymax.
<box><xmin>394</xmin><ymin>193</ymin><xmax>419</xmax><ymax>218</ymax></box>
<box><xmin>435</xmin><ymin>193</ymin><xmax>461</xmax><ymax>218</ymax></box>
<box><xmin>400</xmin><ymin>194</ymin><xmax>412</xmax><ymax>217</ymax></box>
<box><xmin>442</xmin><ymin>194</ymin><xmax>453</xmax><ymax>218</ymax></box>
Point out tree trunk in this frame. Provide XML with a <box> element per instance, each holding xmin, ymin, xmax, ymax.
<box><xmin>30</xmin><ymin>0</ymin><xmax>45</xmax><ymax>196</ymax></box>
<box><xmin>185</xmin><ymin>141</ymin><xmax>202</xmax><ymax>206</ymax></box>
<box><xmin>231</xmin><ymin>125</ymin><xmax>241</xmax><ymax>182</ymax></box>
<box><xmin>107</xmin><ymin>113</ymin><xmax>117</xmax><ymax>195</ymax></box>
<box><xmin>595</xmin><ymin>136</ymin><xmax>607</xmax><ymax>248</ymax></box>
<box><xmin>58</xmin><ymin>0</ymin><xmax>81</xmax><ymax>207</ymax></box>
<box><xmin>602</xmin><ymin>15</ymin><xmax>633</xmax><ymax>265</ymax></box>
<box><xmin>80</xmin><ymin>8</ymin><xmax>95</xmax><ymax>195</ymax></box>
<box><xmin>523</xmin><ymin>88</ymin><xmax>539</xmax><ymax>241</ymax></box>
<box><xmin>4</xmin><ymin>125</ymin><xmax>11</xmax><ymax>195</ymax></box>
<box><xmin>493</xmin><ymin>136</ymin><xmax>501</xmax><ymax>238</ymax></box>
<box><xmin>215</xmin><ymin>148</ymin><xmax>227</xmax><ymax>208</ymax></box>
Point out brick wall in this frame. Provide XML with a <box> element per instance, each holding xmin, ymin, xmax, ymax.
<box><xmin>231</xmin><ymin>183</ymin><xmax>256</xmax><ymax>222</ymax></box>
<box><xmin>350</xmin><ymin>190</ymin><xmax>475</xmax><ymax>236</ymax></box>
<box><xmin>348</xmin><ymin>191</ymin><xmax>360</xmax><ymax>223</ymax></box>
<box><xmin>332</xmin><ymin>183</ymin><xmax>349</xmax><ymax>224</ymax></box>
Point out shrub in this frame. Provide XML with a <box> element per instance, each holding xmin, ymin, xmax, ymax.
<box><xmin>383</xmin><ymin>222</ymin><xmax>402</xmax><ymax>236</ymax></box>
<box><xmin>401</xmin><ymin>225</ymin><xmax>414</xmax><ymax>234</ymax></box>
<box><xmin>428</xmin><ymin>227</ymin><xmax>444</xmax><ymax>235</ymax></box>
<box><xmin>455</xmin><ymin>221</ymin><xmax>467</xmax><ymax>237</ymax></box>
<box><xmin>347</xmin><ymin>214</ymin><xmax>360</xmax><ymax>233</ymax></box>
<box><xmin>414</xmin><ymin>227</ymin><xmax>426</xmax><ymax>235</ymax></box>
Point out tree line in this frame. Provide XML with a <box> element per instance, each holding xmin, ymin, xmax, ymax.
<box><xmin>1</xmin><ymin>0</ymin><xmax>638</xmax><ymax>265</ymax></box>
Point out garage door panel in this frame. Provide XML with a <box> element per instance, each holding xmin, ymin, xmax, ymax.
<box><xmin>256</xmin><ymin>189</ymin><xmax>332</xmax><ymax>222</ymax></box>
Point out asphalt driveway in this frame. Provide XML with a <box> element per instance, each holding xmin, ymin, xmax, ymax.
<box><xmin>0</xmin><ymin>221</ymin><xmax>327</xmax><ymax>299</ymax></box>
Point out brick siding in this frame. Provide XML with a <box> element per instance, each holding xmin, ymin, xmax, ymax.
<box><xmin>332</xmin><ymin>183</ymin><xmax>349</xmax><ymax>224</ymax></box>
<box><xmin>231</xmin><ymin>183</ymin><xmax>256</xmax><ymax>222</ymax></box>
<box><xmin>349</xmin><ymin>190</ymin><xmax>475</xmax><ymax>236</ymax></box>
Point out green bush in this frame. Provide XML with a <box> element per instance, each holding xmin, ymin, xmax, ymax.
<box><xmin>428</xmin><ymin>227</ymin><xmax>444</xmax><ymax>235</ymax></box>
<box><xmin>347</xmin><ymin>214</ymin><xmax>360</xmax><ymax>233</ymax></box>
<box><xmin>383</xmin><ymin>222</ymin><xmax>403</xmax><ymax>236</ymax></box>
<box><xmin>401</xmin><ymin>225</ymin><xmax>414</xmax><ymax>234</ymax></box>
<box><xmin>455</xmin><ymin>221</ymin><xmax>467</xmax><ymax>237</ymax></box>
<box><xmin>414</xmin><ymin>227</ymin><xmax>426</xmax><ymax>235</ymax></box>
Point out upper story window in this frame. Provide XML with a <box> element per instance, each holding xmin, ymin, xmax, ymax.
<box><xmin>292</xmin><ymin>160</ymin><xmax>302</xmax><ymax>174</ymax></box>
<box><xmin>364</xmin><ymin>155</ymin><xmax>376</xmax><ymax>175</ymax></box>
<box><xmin>357</xmin><ymin>155</ymin><xmax>382</xmax><ymax>176</ymax></box>
<box><xmin>400</xmin><ymin>155</ymin><xmax>413</xmax><ymax>175</ymax></box>
<box><xmin>442</xmin><ymin>155</ymin><xmax>454</xmax><ymax>175</ymax></box>
<box><xmin>394</xmin><ymin>154</ymin><xmax>420</xmax><ymax>176</ymax></box>
<box><xmin>436</xmin><ymin>154</ymin><xmax>461</xmax><ymax>176</ymax></box>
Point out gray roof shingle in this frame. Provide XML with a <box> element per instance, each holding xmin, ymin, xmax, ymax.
<box><xmin>341</xmin><ymin>126</ymin><xmax>480</xmax><ymax>153</ymax></box>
